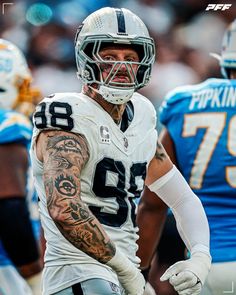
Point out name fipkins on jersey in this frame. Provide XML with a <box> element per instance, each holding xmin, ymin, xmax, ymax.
<box><xmin>189</xmin><ymin>86</ymin><xmax>236</xmax><ymax>110</ymax></box>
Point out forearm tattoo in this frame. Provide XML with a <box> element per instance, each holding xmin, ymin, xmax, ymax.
<box><xmin>42</xmin><ymin>131</ymin><xmax>115</xmax><ymax>263</ymax></box>
<box><xmin>155</xmin><ymin>140</ymin><xmax>166</xmax><ymax>161</ymax></box>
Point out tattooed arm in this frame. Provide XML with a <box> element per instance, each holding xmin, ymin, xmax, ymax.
<box><xmin>145</xmin><ymin>139</ymin><xmax>173</xmax><ymax>186</ymax></box>
<box><xmin>36</xmin><ymin>129</ymin><xmax>115</xmax><ymax>263</ymax></box>
<box><xmin>36</xmin><ymin>129</ymin><xmax>146</xmax><ymax>295</ymax></box>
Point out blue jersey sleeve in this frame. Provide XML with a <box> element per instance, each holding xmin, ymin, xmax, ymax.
<box><xmin>0</xmin><ymin>110</ymin><xmax>32</xmax><ymax>147</ymax></box>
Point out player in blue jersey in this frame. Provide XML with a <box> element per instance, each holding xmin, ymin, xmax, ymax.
<box><xmin>0</xmin><ymin>39</ymin><xmax>43</xmax><ymax>295</ymax></box>
<box><xmin>157</xmin><ymin>20</ymin><xmax>236</xmax><ymax>295</ymax></box>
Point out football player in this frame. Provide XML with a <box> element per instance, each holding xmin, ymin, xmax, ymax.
<box><xmin>0</xmin><ymin>39</ymin><xmax>42</xmax><ymax>295</ymax></box>
<box><xmin>31</xmin><ymin>7</ymin><xmax>211</xmax><ymax>295</ymax></box>
<box><xmin>156</xmin><ymin>20</ymin><xmax>236</xmax><ymax>295</ymax></box>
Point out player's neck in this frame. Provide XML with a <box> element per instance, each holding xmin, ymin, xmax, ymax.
<box><xmin>83</xmin><ymin>85</ymin><xmax>126</xmax><ymax>125</ymax></box>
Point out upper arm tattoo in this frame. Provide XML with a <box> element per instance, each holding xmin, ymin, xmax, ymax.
<box><xmin>155</xmin><ymin>140</ymin><xmax>167</xmax><ymax>161</ymax></box>
<box><xmin>41</xmin><ymin>130</ymin><xmax>115</xmax><ymax>263</ymax></box>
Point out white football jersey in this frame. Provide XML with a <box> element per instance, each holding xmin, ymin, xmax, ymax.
<box><xmin>30</xmin><ymin>92</ymin><xmax>157</xmax><ymax>294</ymax></box>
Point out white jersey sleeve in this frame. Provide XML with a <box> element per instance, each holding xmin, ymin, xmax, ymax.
<box><xmin>33</xmin><ymin>92</ymin><xmax>91</xmax><ymax>138</ymax></box>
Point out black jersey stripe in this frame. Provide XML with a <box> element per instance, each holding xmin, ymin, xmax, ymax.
<box><xmin>115</xmin><ymin>8</ymin><xmax>126</xmax><ymax>33</ymax></box>
<box><xmin>72</xmin><ymin>282</ymin><xmax>84</xmax><ymax>294</ymax></box>
<box><xmin>120</xmin><ymin>101</ymin><xmax>134</xmax><ymax>132</ymax></box>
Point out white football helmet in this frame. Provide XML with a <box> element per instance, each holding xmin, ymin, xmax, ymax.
<box><xmin>211</xmin><ymin>20</ymin><xmax>236</xmax><ymax>78</ymax></box>
<box><xmin>75</xmin><ymin>7</ymin><xmax>155</xmax><ymax>104</ymax></box>
<box><xmin>220</xmin><ymin>20</ymin><xmax>236</xmax><ymax>78</ymax></box>
<box><xmin>0</xmin><ymin>39</ymin><xmax>39</xmax><ymax>115</ymax></box>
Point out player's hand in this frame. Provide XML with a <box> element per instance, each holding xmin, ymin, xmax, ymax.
<box><xmin>106</xmin><ymin>248</ymin><xmax>145</xmax><ymax>295</ymax></box>
<box><xmin>160</xmin><ymin>252</ymin><xmax>211</xmax><ymax>295</ymax></box>
<box><xmin>162</xmin><ymin>269</ymin><xmax>201</xmax><ymax>295</ymax></box>
<box><xmin>117</xmin><ymin>264</ymin><xmax>145</xmax><ymax>295</ymax></box>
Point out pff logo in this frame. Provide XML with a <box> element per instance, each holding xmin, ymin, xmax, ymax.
<box><xmin>205</xmin><ymin>4</ymin><xmax>232</xmax><ymax>11</ymax></box>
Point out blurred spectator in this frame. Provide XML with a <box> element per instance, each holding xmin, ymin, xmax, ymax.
<box><xmin>0</xmin><ymin>38</ymin><xmax>43</xmax><ymax>295</ymax></box>
<box><xmin>27</xmin><ymin>23</ymin><xmax>81</xmax><ymax>96</ymax></box>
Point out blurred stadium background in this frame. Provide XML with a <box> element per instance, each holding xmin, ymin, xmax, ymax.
<box><xmin>0</xmin><ymin>0</ymin><xmax>235</xmax><ymax>124</ymax></box>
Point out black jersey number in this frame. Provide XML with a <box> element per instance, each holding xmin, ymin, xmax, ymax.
<box><xmin>90</xmin><ymin>157</ymin><xmax>147</xmax><ymax>227</ymax></box>
<box><xmin>34</xmin><ymin>102</ymin><xmax>74</xmax><ymax>131</ymax></box>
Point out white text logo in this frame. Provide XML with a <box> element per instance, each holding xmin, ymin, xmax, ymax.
<box><xmin>205</xmin><ymin>4</ymin><xmax>232</xmax><ymax>11</ymax></box>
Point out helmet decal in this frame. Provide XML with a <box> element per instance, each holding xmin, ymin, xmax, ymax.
<box><xmin>115</xmin><ymin>8</ymin><xmax>126</xmax><ymax>34</ymax></box>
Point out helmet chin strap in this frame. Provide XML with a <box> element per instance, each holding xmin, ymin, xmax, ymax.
<box><xmin>93</xmin><ymin>85</ymin><xmax>135</xmax><ymax>105</ymax></box>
